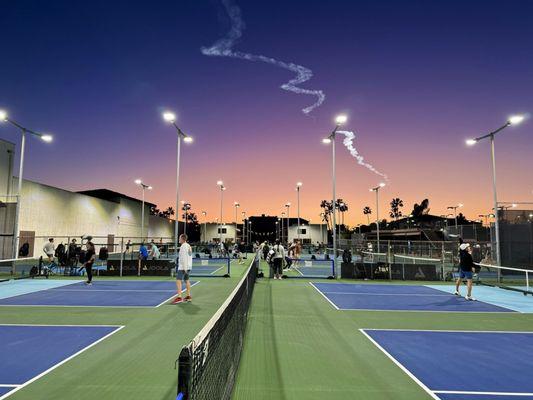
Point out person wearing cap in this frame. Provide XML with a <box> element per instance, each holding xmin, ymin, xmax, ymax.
<box><xmin>455</xmin><ymin>243</ymin><xmax>476</xmax><ymax>300</ymax></box>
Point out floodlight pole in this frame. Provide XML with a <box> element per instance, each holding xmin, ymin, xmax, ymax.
<box><xmin>0</xmin><ymin>115</ymin><xmax>52</xmax><ymax>260</ymax></box>
<box><xmin>467</xmin><ymin>119</ymin><xmax>522</xmax><ymax>267</ymax></box>
<box><xmin>13</xmin><ymin>130</ymin><xmax>25</xmax><ymax>260</ymax></box>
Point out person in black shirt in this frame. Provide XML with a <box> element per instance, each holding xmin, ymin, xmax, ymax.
<box><xmin>84</xmin><ymin>240</ymin><xmax>96</xmax><ymax>285</ymax></box>
<box><xmin>455</xmin><ymin>243</ymin><xmax>476</xmax><ymax>301</ymax></box>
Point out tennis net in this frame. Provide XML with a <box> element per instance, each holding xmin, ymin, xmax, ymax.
<box><xmin>474</xmin><ymin>263</ymin><xmax>532</xmax><ymax>295</ymax></box>
<box><xmin>176</xmin><ymin>252</ymin><xmax>259</xmax><ymax>400</ymax></box>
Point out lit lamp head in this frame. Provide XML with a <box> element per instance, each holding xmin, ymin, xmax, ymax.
<box><xmin>508</xmin><ymin>115</ymin><xmax>525</xmax><ymax>125</ymax></box>
<box><xmin>183</xmin><ymin>136</ymin><xmax>193</xmax><ymax>143</ymax></box>
<box><xmin>296</xmin><ymin>182</ymin><xmax>303</xmax><ymax>188</ymax></box>
<box><xmin>466</xmin><ymin>138</ymin><xmax>478</xmax><ymax>146</ymax></box>
<box><xmin>134</xmin><ymin>179</ymin><xmax>142</xmax><ymax>185</ymax></box>
<box><xmin>217</xmin><ymin>180</ymin><xmax>223</xmax><ymax>186</ymax></box>
<box><xmin>322</xmin><ymin>137</ymin><xmax>332</xmax><ymax>144</ymax></box>
<box><xmin>147</xmin><ymin>186</ymin><xmax>153</xmax><ymax>190</ymax></box>
<box><xmin>335</xmin><ymin>114</ymin><xmax>347</xmax><ymax>125</ymax></box>
<box><xmin>0</xmin><ymin>110</ymin><xmax>8</xmax><ymax>121</ymax></box>
<box><xmin>162</xmin><ymin>111</ymin><xmax>176</xmax><ymax>123</ymax></box>
<box><xmin>41</xmin><ymin>134</ymin><xmax>53</xmax><ymax>143</ymax></box>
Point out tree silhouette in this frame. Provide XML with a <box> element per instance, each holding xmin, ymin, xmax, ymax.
<box><xmin>389</xmin><ymin>198</ymin><xmax>404</xmax><ymax>220</ymax></box>
<box><xmin>411</xmin><ymin>199</ymin><xmax>430</xmax><ymax>218</ymax></box>
<box><xmin>337</xmin><ymin>199</ymin><xmax>349</xmax><ymax>228</ymax></box>
<box><xmin>363</xmin><ymin>206</ymin><xmax>372</xmax><ymax>225</ymax></box>
<box><xmin>320</xmin><ymin>200</ymin><xmax>334</xmax><ymax>230</ymax></box>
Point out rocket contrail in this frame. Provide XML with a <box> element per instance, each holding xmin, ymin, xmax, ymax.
<box><xmin>338</xmin><ymin>130</ymin><xmax>389</xmax><ymax>181</ymax></box>
<box><xmin>202</xmin><ymin>0</ymin><xmax>325</xmax><ymax>115</ymax></box>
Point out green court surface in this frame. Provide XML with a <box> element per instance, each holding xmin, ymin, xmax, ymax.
<box><xmin>232</xmin><ymin>261</ymin><xmax>533</xmax><ymax>400</ymax></box>
<box><xmin>0</xmin><ymin>262</ymin><xmax>249</xmax><ymax>400</ymax></box>
<box><xmin>3</xmin><ymin>258</ymin><xmax>533</xmax><ymax>399</ymax></box>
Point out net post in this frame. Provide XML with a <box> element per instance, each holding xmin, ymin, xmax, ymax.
<box><xmin>177</xmin><ymin>346</ymin><xmax>192</xmax><ymax>400</ymax></box>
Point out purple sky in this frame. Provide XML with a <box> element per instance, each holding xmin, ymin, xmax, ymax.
<box><xmin>1</xmin><ymin>0</ymin><xmax>531</xmax><ymax>225</ymax></box>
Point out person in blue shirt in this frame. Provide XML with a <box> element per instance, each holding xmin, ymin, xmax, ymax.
<box><xmin>139</xmin><ymin>242</ymin><xmax>149</xmax><ymax>261</ymax></box>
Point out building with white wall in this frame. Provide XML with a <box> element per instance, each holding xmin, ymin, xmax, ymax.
<box><xmin>287</xmin><ymin>223</ymin><xmax>326</xmax><ymax>244</ymax></box>
<box><xmin>201</xmin><ymin>222</ymin><xmax>238</xmax><ymax>243</ymax></box>
<box><xmin>6</xmin><ymin>178</ymin><xmax>175</xmax><ymax>257</ymax></box>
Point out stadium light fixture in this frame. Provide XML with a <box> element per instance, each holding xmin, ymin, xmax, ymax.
<box><xmin>335</xmin><ymin>115</ymin><xmax>347</xmax><ymax>125</ymax></box>
<box><xmin>162</xmin><ymin>111</ymin><xmax>176</xmax><ymax>123</ymax></box>
<box><xmin>0</xmin><ymin>110</ymin><xmax>53</xmax><ymax>259</ymax></box>
<box><xmin>162</xmin><ymin>110</ymin><xmax>194</xmax><ymax>251</ymax></box>
<box><xmin>464</xmin><ymin>114</ymin><xmax>527</xmax><ymax>266</ymax></box>
<box><xmin>370</xmin><ymin>183</ymin><xmax>385</xmax><ymax>253</ymax></box>
<box><xmin>509</xmin><ymin>115</ymin><xmax>525</xmax><ymax>125</ymax></box>
<box><xmin>134</xmin><ymin>179</ymin><xmax>152</xmax><ymax>239</ymax></box>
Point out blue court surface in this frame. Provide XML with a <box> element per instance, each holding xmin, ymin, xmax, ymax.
<box><xmin>0</xmin><ymin>280</ymin><xmax>198</xmax><ymax>307</ymax></box>
<box><xmin>311</xmin><ymin>283</ymin><xmax>516</xmax><ymax>312</ymax></box>
<box><xmin>0</xmin><ymin>324</ymin><xmax>123</xmax><ymax>399</ymax></box>
<box><xmin>361</xmin><ymin>329</ymin><xmax>533</xmax><ymax>400</ymax></box>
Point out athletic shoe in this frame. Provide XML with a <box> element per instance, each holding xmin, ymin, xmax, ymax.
<box><xmin>172</xmin><ymin>297</ymin><xmax>183</xmax><ymax>304</ymax></box>
<box><xmin>85</xmin><ymin>282</ymin><xmax>92</xmax><ymax>286</ymax></box>
<box><xmin>454</xmin><ymin>291</ymin><xmax>460</xmax><ymax>296</ymax></box>
<box><xmin>465</xmin><ymin>295</ymin><xmax>476</xmax><ymax>301</ymax></box>
<box><xmin>185</xmin><ymin>296</ymin><xmax>192</xmax><ymax>302</ymax></box>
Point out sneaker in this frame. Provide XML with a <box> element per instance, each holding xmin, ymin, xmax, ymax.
<box><xmin>454</xmin><ymin>291</ymin><xmax>460</xmax><ymax>296</ymax></box>
<box><xmin>172</xmin><ymin>297</ymin><xmax>183</xmax><ymax>304</ymax></box>
<box><xmin>465</xmin><ymin>295</ymin><xmax>476</xmax><ymax>301</ymax></box>
<box><xmin>85</xmin><ymin>281</ymin><xmax>92</xmax><ymax>286</ymax></box>
<box><xmin>185</xmin><ymin>296</ymin><xmax>192</xmax><ymax>302</ymax></box>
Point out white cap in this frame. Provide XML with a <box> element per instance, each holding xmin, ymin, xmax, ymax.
<box><xmin>459</xmin><ymin>243</ymin><xmax>470</xmax><ymax>251</ymax></box>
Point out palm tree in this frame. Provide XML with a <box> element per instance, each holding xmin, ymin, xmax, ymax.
<box><xmin>363</xmin><ymin>206</ymin><xmax>372</xmax><ymax>225</ymax></box>
<box><xmin>389</xmin><ymin>198</ymin><xmax>404</xmax><ymax>220</ymax></box>
<box><xmin>320</xmin><ymin>200</ymin><xmax>334</xmax><ymax>231</ymax></box>
<box><xmin>337</xmin><ymin>200</ymin><xmax>348</xmax><ymax>231</ymax></box>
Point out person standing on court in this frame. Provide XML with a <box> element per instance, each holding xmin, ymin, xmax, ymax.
<box><xmin>84</xmin><ymin>239</ymin><xmax>96</xmax><ymax>285</ymax></box>
<box><xmin>272</xmin><ymin>239</ymin><xmax>285</xmax><ymax>280</ymax></box>
<box><xmin>43</xmin><ymin>238</ymin><xmax>56</xmax><ymax>270</ymax></box>
<box><xmin>173</xmin><ymin>234</ymin><xmax>193</xmax><ymax>304</ymax></box>
<box><xmin>455</xmin><ymin>243</ymin><xmax>476</xmax><ymax>301</ymax></box>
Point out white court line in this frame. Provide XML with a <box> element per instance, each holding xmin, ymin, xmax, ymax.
<box><xmin>0</xmin><ymin>323</ymin><xmax>124</xmax><ymax>327</ymax></box>
<box><xmin>0</xmin><ymin>385</ymin><xmax>19</xmax><ymax>388</ymax></box>
<box><xmin>50</xmin><ymin>289</ymin><xmax>177</xmax><ymax>292</ymax></box>
<box><xmin>309</xmin><ymin>282</ymin><xmax>339</xmax><ymax>310</ymax></box>
<box><xmin>0</xmin><ymin>325</ymin><xmax>124</xmax><ymax>400</ymax></box>
<box><xmin>155</xmin><ymin>281</ymin><xmax>199</xmax><ymax>308</ymax></box>
<box><xmin>338</xmin><ymin>307</ymin><xmax>514</xmax><ymax>314</ymax></box>
<box><xmin>209</xmin><ymin>266</ymin><xmax>225</xmax><ymax>275</ymax></box>
<box><xmin>359</xmin><ymin>329</ymin><xmax>440</xmax><ymax>400</ymax></box>
<box><xmin>320</xmin><ymin>291</ymin><xmax>451</xmax><ymax>297</ymax></box>
<box><xmin>434</xmin><ymin>390</ymin><xmax>533</xmax><ymax>397</ymax></box>
<box><xmin>361</xmin><ymin>328</ymin><xmax>533</xmax><ymax>334</ymax></box>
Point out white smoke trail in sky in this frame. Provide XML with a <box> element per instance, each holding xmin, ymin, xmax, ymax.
<box><xmin>337</xmin><ymin>130</ymin><xmax>389</xmax><ymax>181</ymax></box>
<box><xmin>202</xmin><ymin>0</ymin><xmax>325</xmax><ymax>115</ymax></box>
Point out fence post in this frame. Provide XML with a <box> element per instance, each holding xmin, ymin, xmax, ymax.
<box><xmin>119</xmin><ymin>237</ymin><xmax>124</xmax><ymax>277</ymax></box>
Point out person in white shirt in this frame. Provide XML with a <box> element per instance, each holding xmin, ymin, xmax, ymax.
<box><xmin>271</xmin><ymin>239</ymin><xmax>285</xmax><ymax>280</ymax></box>
<box><xmin>149</xmin><ymin>241</ymin><xmax>161</xmax><ymax>260</ymax></box>
<box><xmin>42</xmin><ymin>238</ymin><xmax>57</xmax><ymax>272</ymax></box>
<box><xmin>173</xmin><ymin>234</ymin><xmax>193</xmax><ymax>304</ymax></box>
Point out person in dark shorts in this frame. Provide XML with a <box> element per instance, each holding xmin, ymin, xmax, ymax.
<box><xmin>271</xmin><ymin>239</ymin><xmax>285</xmax><ymax>280</ymax></box>
<box><xmin>455</xmin><ymin>243</ymin><xmax>476</xmax><ymax>300</ymax></box>
<box><xmin>172</xmin><ymin>234</ymin><xmax>192</xmax><ymax>304</ymax></box>
<box><xmin>84</xmin><ymin>239</ymin><xmax>96</xmax><ymax>285</ymax></box>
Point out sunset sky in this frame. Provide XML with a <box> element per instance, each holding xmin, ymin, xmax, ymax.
<box><xmin>1</xmin><ymin>0</ymin><xmax>531</xmax><ymax>227</ymax></box>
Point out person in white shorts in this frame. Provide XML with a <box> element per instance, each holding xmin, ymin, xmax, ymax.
<box><xmin>173</xmin><ymin>234</ymin><xmax>192</xmax><ymax>304</ymax></box>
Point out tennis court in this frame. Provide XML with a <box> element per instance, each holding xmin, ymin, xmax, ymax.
<box><xmin>0</xmin><ymin>324</ymin><xmax>123</xmax><ymax>399</ymax></box>
<box><xmin>311</xmin><ymin>282</ymin><xmax>516</xmax><ymax>312</ymax></box>
<box><xmin>362</xmin><ymin>329</ymin><xmax>533</xmax><ymax>400</ymax></box>
<box><xmin>0</xmin><ymin>280</ymin><xmax>198</xmax><ymax>307</ymax></box>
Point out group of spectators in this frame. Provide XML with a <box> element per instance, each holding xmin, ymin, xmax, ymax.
<box><xmin>255</xmin><ymin>239</ymin><xmax>303</xmax><ymax>280</ymax></box>
<box><xmin>39</xmin><ymin>236</ymin><xmax>96</xmax><ymax>284</ymax></box>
